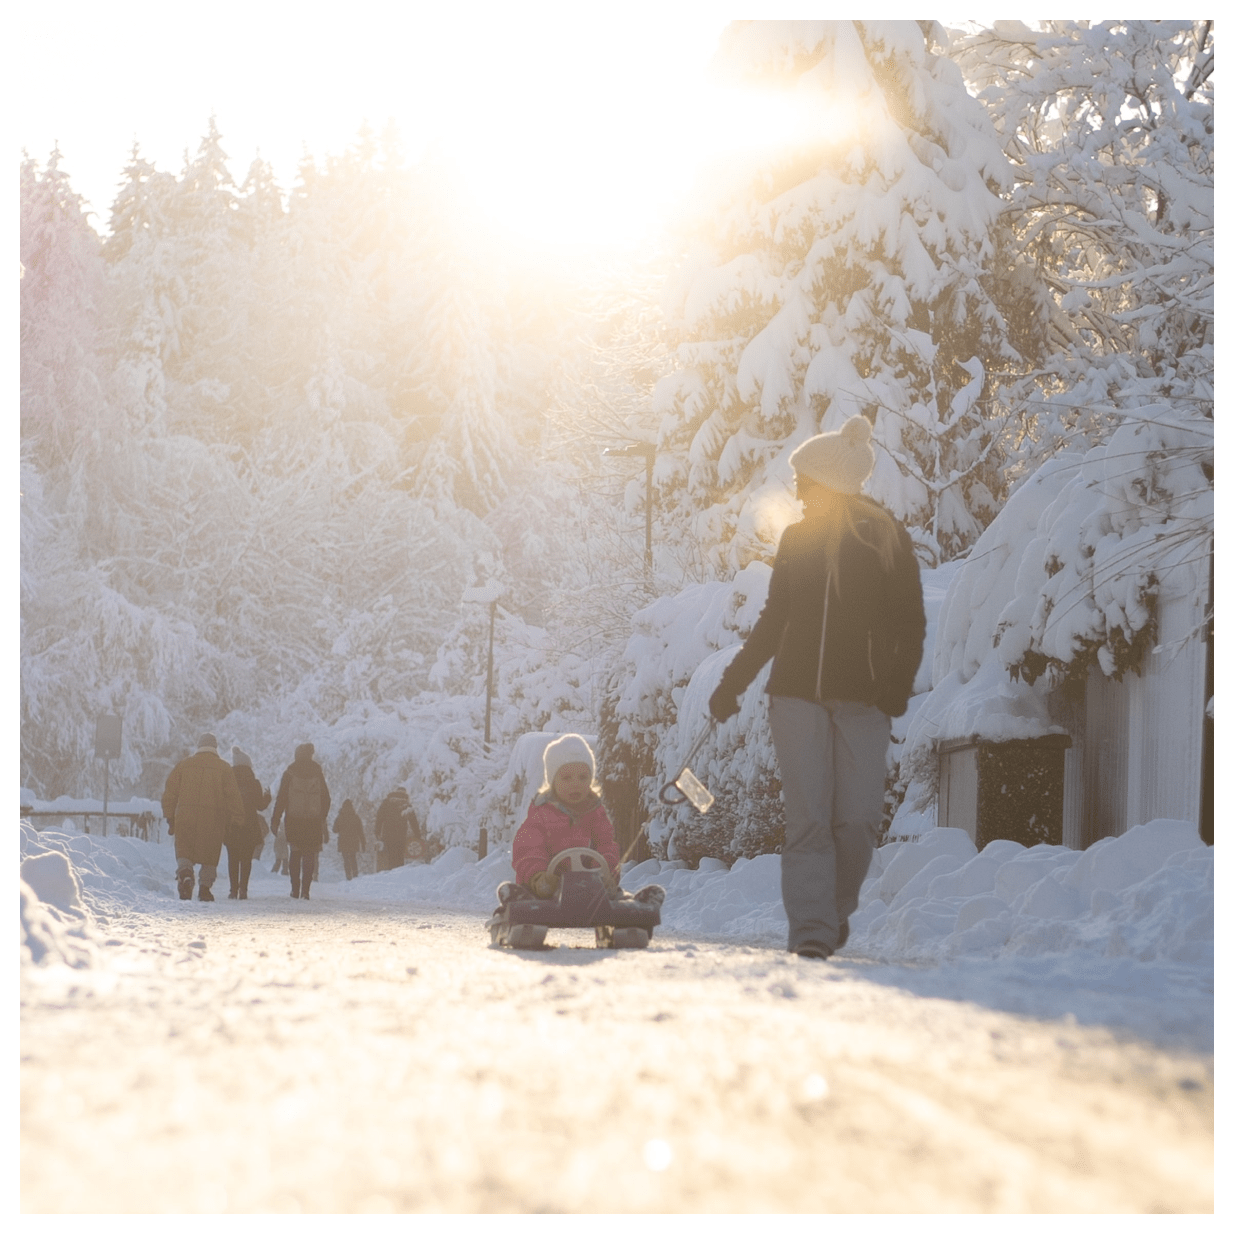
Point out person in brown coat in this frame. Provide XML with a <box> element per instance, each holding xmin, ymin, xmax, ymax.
<box><xmin>227</xmin><ymin>747</ymin><xmax>271</xmax><ymax>900</ymax></box>
<box><xmin>161</xmin><ymin>734</ymin><xmax>246</xmax><ymax>902</ymax></box>
<box><xmin>271</xmin><ymin>743</ymin><xmax>331</xmax><ymax>900</ymax></box>
<box><xmin>332</xmin><ymin>799</ymin><xmax>366</xmax><ymax>880</ymax></box>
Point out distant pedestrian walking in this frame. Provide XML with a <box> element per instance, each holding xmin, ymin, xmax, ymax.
<box><xmin>271</xmin><ymin>830</ymin><xmax>289</xmax><ymax>876</ymax></box>
<box><xmin>252</xmin><ymin>810</ymin><xmax>270</xmax><ymax>864</ymax></box>
<box><xmin>374</xmin><ymin>787</ymin><xmax>417</xmax><ymax>871</ymax></box>
<box><xmin>161</xmin><ymin>734</ymin><xmax>245</xmax><ymax>902</ymax></box>
<box><xmin>227</xmin><ymin>747</ymin><xmax>271</xmax><ymax>900</ymax></box>
<box><xmin>271</xmin><ymin>743</ymin><xmax>331</xmax><ymax>900</ymax></box>
<box><xmin>707</xmin><ymin>417</ymin><xmax>925</xmax><ymax>960</ymax></box>
<box><xmin>333</xmin><ymin>799</ymin><xmax>367</xmax><ymax>880</ymax></box>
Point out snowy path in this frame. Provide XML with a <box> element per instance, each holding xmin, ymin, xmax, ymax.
<box><xmin>21</xmin><ymin>881</ymin><xmax>1212</xmax><ymax>1213</ymax></box>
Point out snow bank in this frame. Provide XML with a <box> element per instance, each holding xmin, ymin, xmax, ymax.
<box><xmin>20</xmin><ymin>820</ymin><xmax>178</xmax><ymax>920</ymax></box>
<box><xmin>20</xmin><ymin>883</ymin><xmax>99</xmax><ymax>968</ymax></box>
<box><xmin>847</xmin><ymin>821</ymin><xmax>1211</xmax><ymax>966</ymax></box>
<box><xmin>19</xmin><ymin>826</ymin><xmax>111</xmax><ymax>967</ymax></box>
<box><xmin>333</xmin><ymin>846</ymin><xmax>514</xmax><ymax>913</ymax></box>
<box><xmin>19</xmin><ymin>814</ymin><xmax>1210</xmax><ymax>993</ymax></box>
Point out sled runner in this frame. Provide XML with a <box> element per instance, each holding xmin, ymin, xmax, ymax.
<box><xmin>488</xmin><ymin>847</ymin><xmax>665</xmax><ymax>949</ymax></box>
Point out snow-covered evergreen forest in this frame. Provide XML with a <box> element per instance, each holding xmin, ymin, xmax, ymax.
<box><xmin>20</xmin><ymin>20</ymin><xmax>1213</xmax><ymax>858</ymax></box>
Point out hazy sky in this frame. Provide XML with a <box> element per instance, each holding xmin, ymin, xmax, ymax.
<box><xmin>15</xmin><ymin>1</ymin><xmax>762</xmax><ymax>254</ymax></box>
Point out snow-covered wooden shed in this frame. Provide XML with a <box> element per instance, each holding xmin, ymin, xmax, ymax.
<box><xmin>902</xmin><ymin>412</ymin><xmax>1213</xmax><ymax>851</ymax></box>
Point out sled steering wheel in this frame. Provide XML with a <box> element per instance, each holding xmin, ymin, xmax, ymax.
<box><xmin>547</xmin><ymin>847</ymin><xmax>611</xmax><ymax>877</ymax></box>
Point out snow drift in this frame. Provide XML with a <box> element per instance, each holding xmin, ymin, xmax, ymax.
<box><xmin>20</xmin><ymin>815</ymin><xmax>1211</xmax><ymax>979</ymax></box>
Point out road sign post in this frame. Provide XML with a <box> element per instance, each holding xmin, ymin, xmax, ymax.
<box><xmin>94</xmin><ymin>715</ymin><xmax>122</xmax><ymax>837</ymax></box>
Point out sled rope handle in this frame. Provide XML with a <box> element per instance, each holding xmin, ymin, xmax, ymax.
<box><xmin>658</xmin><ymin>719</ymin><xmax>716</xmax><ymax>806</ymax></box>
<box><xmin>617</xmin><ymin>719</ymin><xmax>719</xmax><ymax>869</ymax></box>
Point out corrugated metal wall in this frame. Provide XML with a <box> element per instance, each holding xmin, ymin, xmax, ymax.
<box><xmin>1077</xmin><ymin>586</ymin><xmax>1207</xmax><ymax>845</ymax></box>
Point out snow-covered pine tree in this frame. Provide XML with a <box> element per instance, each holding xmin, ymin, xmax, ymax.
<box><xmin>652</xmin><ymin>20</ymin><xmax>1020</xmax><ymax>572</ymax></box>
<box><xmin>20</xmin><ymin>149</ymin><xmax>110</xmax><ymax>466</ymax></box>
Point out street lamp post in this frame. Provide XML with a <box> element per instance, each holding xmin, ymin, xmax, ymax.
<box><xmin>603</xmin><ymin>441</ymin><xmax>656</xmax><ymax>580</ymax></box>
<box><xmin>461</xmin><ymin>581</ymin><xmax>504</xmax><ymax>860</ymax></box>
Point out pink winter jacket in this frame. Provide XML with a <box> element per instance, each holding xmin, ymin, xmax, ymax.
<box><xmin>512</xmin><ymin>793</ymin><xmax>621</xmax><ymax>885</ymax></box>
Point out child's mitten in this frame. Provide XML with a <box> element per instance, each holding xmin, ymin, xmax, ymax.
<box><xmin>529</xmin><ymin>870</ymin><xmax>561</xmax><ymax>899</ymax></box>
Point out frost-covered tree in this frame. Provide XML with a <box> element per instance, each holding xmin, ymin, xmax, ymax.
<box><xmin>20</xmin><ymin>149</ymin><xmax>110</xmax><ymax>464</ymax></box>
<box><xmin>896</xmin><ymin>22</ymin><xmax>1215</xmax><ymax>820</ymax></box>
<box><xmin>952</xmin><ymin>20</ymin><xmax>1214</xmax><ymax>468</ymax></box>
<box><xmin>651</xmin><ymin>20</ymin><xmax>1020</xmax><ymax>572</ymax></box>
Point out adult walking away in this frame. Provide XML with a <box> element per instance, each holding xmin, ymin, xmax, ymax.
<box><xmin>161</xmin><ymin>734</ymin><xmax>246</xmax><ymax>902</ymax></box>
<box><xmin>333</xmin><ymin>799</ymin><xmax>366</xmax><ymax>880</ymax></box>
<box><xmin>227</xmin><ymin>747</ymin><xmax>271</xmax><ymax>900</ymax></box>
<box><xmin>374</xmin><ymin>787</ymin><xmax>416</xmax><ymax>870</ymax></box>
<box><xmin>271</xmin><ymin>743</ymin><xmax>331</xmax><ymax>899</ymax></box>
<box><xmin>707</xmin><ymin>416</ymin><xmax>925</xmax><ymax>960</ymax></box>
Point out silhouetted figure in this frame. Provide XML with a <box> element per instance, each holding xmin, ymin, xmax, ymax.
<box><xmin>374</xmin><ymin>787</ymin><xmax>417</xmax><ymax>870</ymax></box>
<box><xmin>227</xmin><ymin>747</ymin><xmax>271</xmax><ymax>900</ymax></box>
<box><xmin>271</xmin><ymin>743</ymin><xmax>331</xmax><ymax>900</ymax></box>
<box><xmin>333</xmin><ymin>799</ymin><xmax>366</xmax><ymax>880</ymax></box>
<box><xmin>708</xmin><ymin>417</ymin><xmax>925</xmax><ymax>959</ymax></box>
<box><xmin>161</xmin><ymin>734</ymin><xmax>245</xmax><ymax>902</ymax></box>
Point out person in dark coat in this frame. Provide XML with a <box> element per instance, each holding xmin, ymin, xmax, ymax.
<box><xmin>227</xmin><ymin>747</ymin><xmax>271</xmax><ymax>899</ymax></box>
<box><xmin>374</xmin><ymin>787</ymin><xmax>416</xmax><ymax>870</ymax></box>
<box><xmin>708</xmin><ymin>415</ymin><xmax>925</xmax><ymax>960</ymax></box>
<box><xmin>270</xmin><ymin>743</ymin><xmax>331</xmax><ymax>900</ymax></box>
<box><xmin>161</xmin><ymin>734</ymin><xmax>246</xmax><ymax>901</ymax></box>
<box><xmin>333</xmin><ymin>799</ymin><xmax>366</xmax><ymax>880</ymax></box>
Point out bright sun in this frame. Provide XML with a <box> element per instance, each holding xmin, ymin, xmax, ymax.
<box><xmin>17</xmin><ymin>8</ymin><xmax>867</xmax><ymax>257</ymax></box>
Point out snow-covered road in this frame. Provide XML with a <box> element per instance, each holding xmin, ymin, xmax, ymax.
<box><xmin>21</xmin><ymin>877</ymin><xmax>1213</xmax><ymax>1214</ymax></box>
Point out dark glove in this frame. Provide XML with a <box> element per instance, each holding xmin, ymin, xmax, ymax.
<box><xmin>709</xmin><ymin>681</ymin><xmax>741</xmax><ymax>723</ymax></box>
<box><xmin>529</xmin><ymin>870</ymin><xmax>561</xmax><ymax>900</ymax></box>
<box><xmin>878</xmin><ymin>691</ymin><xmax>911</xmax><ymax>719</ymax></box>
<box><xmin>165</xmin><ymin>819</ymin><xmax>175</xmax><ymax>836</ymax></box>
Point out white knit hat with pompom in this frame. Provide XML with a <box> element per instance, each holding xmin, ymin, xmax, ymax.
<box><xmin>543</xmin><ymin>734</ymin><xmax>595</xmax><ymax>789</ymax></box>
<box><xmin>788</xmin><ymin>415</ymin><xmax>876</xmax><ymax>495</ymax></box>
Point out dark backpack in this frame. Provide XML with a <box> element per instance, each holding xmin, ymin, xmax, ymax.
<box><xmin>287</xmin><ymin>769</ymin><xmax>321</xmax><ymax>823</ymax></box>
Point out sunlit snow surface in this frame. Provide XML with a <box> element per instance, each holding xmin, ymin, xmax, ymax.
<box><xmin>21</xmin><ymin>817</ymin><xmax>1212</xmax><ymax>1051</ymax></box>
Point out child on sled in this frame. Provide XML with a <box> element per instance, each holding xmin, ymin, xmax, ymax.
<box><xmin>511</xmin><ymin>734</ymin><xmax>621</xmax><ymax>897</ymax></box>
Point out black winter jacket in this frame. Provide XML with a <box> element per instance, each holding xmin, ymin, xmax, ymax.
<box><xmin>227</xmin><ymin>764</ymin><xmax>271</xmax><ymax>851</ymax></box>
<box><xmin>272</xmin><ymin>755</ymin><xmax>332</xmax><ymax>853</ymax></box>
<box><xmin>717</xmin><ymin>505</ymin><xmax>926</xmax><ymax>716</ymax></box>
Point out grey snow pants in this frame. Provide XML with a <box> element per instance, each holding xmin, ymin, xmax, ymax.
<box><xmin>768</xmin><ymin>695</ymin><xmax>890</xmax><ymax>955</ymax></box>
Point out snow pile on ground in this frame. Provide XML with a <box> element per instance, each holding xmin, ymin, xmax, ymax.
<box><xmin>19</xmin><ymin>814</ymin><xmax>1211</xmax><ymax>991</ymax></box>
<box><xmin>335</xmin><ymin>846</ymin><xmax>511</xmax><ymax>912</ymax></box>
<box><xmin>847</xmin><ymin>820</ymin><xmax>1212</xmax><ymax>966</ymax></box>
<box><xmin>20</xmin><ymin>837</ymin><xmax>102</xmax><ymax>968</ymax></box>
<box><xmin>328</xmin><ymin>818</ymin><xmax>1211</xmax><ymax>975</ymax></box>
<box><xmin>20</xmin><ymin>821</ymin><xmax>178</xmax><ymax>945</ymax></box>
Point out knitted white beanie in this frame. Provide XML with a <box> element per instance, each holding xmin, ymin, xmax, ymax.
<box><xmin>789</xmin><ymin>415</ymin><xmax>876</xmax><ymax>495</ymax></box>
<box><xmin>543</xmin><ymin>734</ymin><xmax>595</xmax><ymax>788</ymax></box>
<box><xmin>231</xmin><ymin>746</ymin><xmax>252</xmax><ymax>768</ymax></box>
